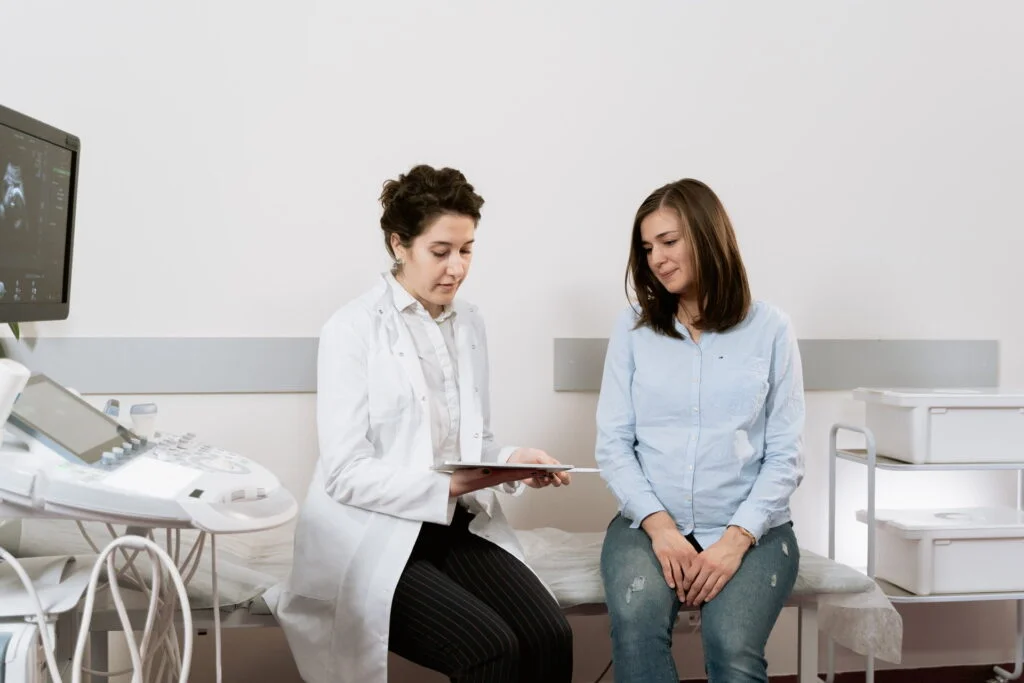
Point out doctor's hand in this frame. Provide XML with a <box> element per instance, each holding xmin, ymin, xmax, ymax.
<box><xmin>507</xmin><ymin>448</ymin><xmax>572</xmax><ymax>488</ymax></box>
<box><xmin>681</xmin><ymin>526</ymin><xmax>752</xmax><ymax>606</ymax></box>
<box><xmin>642</xmin><ymin>512</ymin><xmax>699</xmax><ymax>600</ymax></box>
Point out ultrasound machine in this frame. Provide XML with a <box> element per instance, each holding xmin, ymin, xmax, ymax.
<box><xmin>0</xmin><ymin>103</ymin><xmax>297</xmax><ymax>683</ymax></box>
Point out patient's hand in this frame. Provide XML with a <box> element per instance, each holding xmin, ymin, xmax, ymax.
<box><xmin>641</xmin><ymin>512</ymin><xmax>699</xmax><ymax>598</ymax></box>
<box><xmin>682</xmin><ymin>527</ymin><xmax>752</xmax><ymax>605</ymax></box>
<box><xmin>508</xmin><ymin>448</ymin><xmax>572</xmax><ymax>488</ymax></box>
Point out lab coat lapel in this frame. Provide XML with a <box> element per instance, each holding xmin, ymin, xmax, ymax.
<box><xmin>385</xmin><ymin>309</ymin><xmax>428</xmax><ymax>406</ymax></box>
<box><xmin>453</xmin><ymin>304</ymin><xmax>483</xmax><ymax>462</ymax></box>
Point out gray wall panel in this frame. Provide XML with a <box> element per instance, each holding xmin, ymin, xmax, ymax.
<box><xmin>553</xmin><ymin>338</ymin><xmax>999</xmax><ymax>392</ymax></box>
<box><xmin>0</xmin><ymin>338</ymin><xmax>319</xmax><ymax>394</ymax></box>
<box><xmin>798</xmin><ymin>339</ymin><xmax>998</xmax><ymax>391</ymax></box>
<box><xmin>0</xmin><ymin>337</ymin><xmax>1000</xmax><ymax>395</ymax></box>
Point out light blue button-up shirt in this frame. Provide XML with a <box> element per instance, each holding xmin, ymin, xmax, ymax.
<box><xmin>595</xmin><ymin>301</ymin><xmax>805</xmax><ymax>549</ymax></box>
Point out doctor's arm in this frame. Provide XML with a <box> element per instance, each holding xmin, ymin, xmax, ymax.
<box><xmin>316</xmin><ymin>316</ymin><xmax>458</xmax><ymax>525</ymax></box>
<box><xmin>727</xmin><ymin>314</ymin><xmax>806</xmax><ymax>542</ymax></box>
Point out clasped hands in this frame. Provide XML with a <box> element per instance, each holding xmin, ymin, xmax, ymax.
<box><xmin>644</xmin><ymin>512</ymin><xmax>752</xmax><ymax>606</ymax></box>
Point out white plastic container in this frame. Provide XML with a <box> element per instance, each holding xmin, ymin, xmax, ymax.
<box><xmin>852</xmin><ymin>387</ymin><xmax>1024</xmax><ymax>464</ymax></box>
<box><xmin>856</xmin><ymin>507</ymin><xmax>1024</xmax><ymax>595</ymax></box>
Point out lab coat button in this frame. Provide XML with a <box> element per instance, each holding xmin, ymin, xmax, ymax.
<box><xmin>474</xmin><ymin>433</ymin><xmax>480</xmax><ymax>438</ymax></box>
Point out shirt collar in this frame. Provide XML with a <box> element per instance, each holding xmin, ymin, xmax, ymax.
<box><xmin>385</xmin><ymin>271</ymin><xmax>455</xmax><ymax>322</ymax></box>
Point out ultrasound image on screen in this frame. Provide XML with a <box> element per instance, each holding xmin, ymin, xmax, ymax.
<box><xmin>0</xmin><ymin>122</ymin><xmax>73</xmax><ymax>306</ymax></box>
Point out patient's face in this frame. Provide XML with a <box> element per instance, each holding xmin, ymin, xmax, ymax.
<box><xmin>392</xmin><ymin>213</ymin><xmax>475</xmax><ymax>318</ymax></box>
<box><xmin>640</xmin><ymin>207</ymin><xmax>693</xmax><ymax>297</ymax></box>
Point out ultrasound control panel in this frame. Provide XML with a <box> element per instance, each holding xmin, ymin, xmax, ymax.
<box><xmin>0</xmin><ymin>373</ymin><xmax>298</xmax><ymax>533</ymax></box>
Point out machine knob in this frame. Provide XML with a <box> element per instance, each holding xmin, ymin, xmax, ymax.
<box><xmin>130</xmin><ymin>438</ymin><xmax>142</xmax><ymax>447</ymax></box>
<box><xmin>101</xmin><ymin>451</ymin><xmax>117</xmax><ymax>465</ymax></box>
<box><xmin>112</xmin><ymin>447</ymin><xmax>125</xmax><ymax>459</ymax></box>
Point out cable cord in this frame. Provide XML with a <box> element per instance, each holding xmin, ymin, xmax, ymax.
<box><xmin>2</xmin><ymin>535</ymin><xmax>193</xmax><ymax>683</ymax></box>
<box><xmin>71</xmin><ymin>535</ymin><xmax>194</xmax><ymax>683</ymax></box>
<box><xmin>211</xmin><ymin>533</ymin><xmax>223</xmax><ymax>683</ymax></box>
<box><xmin>0</xmin><ymin>546</ymin><xmax>66</xmax><ymax>682</ymax></box>
<box><xmin>75</xmin><ymin>523</ymin><xmax>208</xmax><ymax>683</ymax></box>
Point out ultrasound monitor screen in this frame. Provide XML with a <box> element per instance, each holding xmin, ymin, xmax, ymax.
<box><xmin>9</xmin><ymin>375</ymin><xmax>135</xmax><ymax>465</ymax></box>
<box><xmin>0</xmin><ymin>117</ymin><xmax>75</xmax><ymax>310</ymax></box>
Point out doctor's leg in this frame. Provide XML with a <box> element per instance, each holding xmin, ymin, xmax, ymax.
<box><xmin>442</xmin><ymin>512</ymin><xmax>573</xmax><ymax>682</ymax></box>
<box><xmin>390</xmin><ymin>557</ymin><xmax>521</xmax><ymax>683</ymax></box>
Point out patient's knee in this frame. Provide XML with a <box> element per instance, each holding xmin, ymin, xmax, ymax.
<box><xmin>605</xmin><ymin>571</ymin><xmax>674</xmax><ymax>627</ymax></box>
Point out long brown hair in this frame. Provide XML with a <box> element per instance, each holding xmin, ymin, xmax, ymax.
<box><xmin>626</xmin><ymin>179</ymin><xmax>751</xmax><ymax>338</ymax></box>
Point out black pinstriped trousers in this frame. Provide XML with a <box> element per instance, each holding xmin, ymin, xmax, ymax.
<box><xmin>389</xmin><ymin>505</ymin><xmax>574</xmax><ymax>683</ymax></box>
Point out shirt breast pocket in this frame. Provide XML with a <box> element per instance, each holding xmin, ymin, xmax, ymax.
<box><xmin>366</xmin><ymin>353</ymin><xmax>414</xmax><ymax>422</ymax></box>
<box><xmin>710</xmin><ymin>355</ymin><xmax>770</xmax><ymax>424</ymax></box>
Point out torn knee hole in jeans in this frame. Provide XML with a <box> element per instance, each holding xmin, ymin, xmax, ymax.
<box><xmin>625</xmin><ymin>576</ymin><xmax>646</xmax><ymax>604</ymax></box>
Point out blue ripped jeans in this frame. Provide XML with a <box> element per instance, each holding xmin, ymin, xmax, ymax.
<box><xmin>600</xmin><ymin>514</ymin><xmax>799</xmax><ymax>683</ymax></box>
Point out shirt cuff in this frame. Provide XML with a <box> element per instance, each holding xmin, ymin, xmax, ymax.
<box><xmin>497</xmin><ymin>446</ymin><xmax>523</xmax><ymax>495</ymax></box>
<box><xmin>427</xmin><ymin>471</ymin><xmax>458</xmax><ymax>525</ymax></box>
<box><xmin>626</xmin><ymin>495</ymin><xmax>667</xmax><ymax>529</ymax></box>
<box><xmin>728</xmin><ymin>505</ymin><xmax>769</xmax><ymax>542</ymax></box>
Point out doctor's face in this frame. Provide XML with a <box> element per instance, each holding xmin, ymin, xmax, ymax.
<box><xmin>392</xmin><ymin>213</ymin><xmax>475</xmax><ymax>317</ymax></box>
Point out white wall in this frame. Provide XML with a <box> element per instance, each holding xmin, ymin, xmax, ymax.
<box><xmin>4</xmin><ymin>0</ymin><xmax>1024</xmax><ymax>679</ymax></box>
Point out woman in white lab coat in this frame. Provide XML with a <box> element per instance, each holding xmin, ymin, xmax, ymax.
<box><xmin>275</xmin><ymin>164</ymin><xmax>574</xmax><ymax>683</ymax></box>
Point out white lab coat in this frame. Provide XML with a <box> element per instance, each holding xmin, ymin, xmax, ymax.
<box><xmin>275</xmin><ymin>275</ymin><xmax>533</xmax><ymax>683</ymax></box>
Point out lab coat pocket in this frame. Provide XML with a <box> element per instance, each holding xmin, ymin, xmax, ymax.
<box><xmin>366</xmin><ymin>353</ymin><xmax>413</xmax><ymax>423</ymax></box>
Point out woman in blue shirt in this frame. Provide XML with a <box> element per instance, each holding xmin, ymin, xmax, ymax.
<box><xmin>596</xmin><ymin>178</ymin><xmax>805</xmax><ymax>683</ymax></box>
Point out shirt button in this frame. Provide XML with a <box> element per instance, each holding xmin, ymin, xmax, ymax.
<box><xmin>692</xmin><ymin>407</ymin><xmax>699</xmax><ymax>413</ymax></box>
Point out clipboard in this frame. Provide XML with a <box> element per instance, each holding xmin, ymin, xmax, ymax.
<box><xmin>431</xmin><ymin>461</ymin><xmax>574</xmax><ymax>474</ymax></box>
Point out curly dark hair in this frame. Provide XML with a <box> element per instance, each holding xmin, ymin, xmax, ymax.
<box><xmin>627</xmin><ymin>178</ymin><xmax>751</xmax><ymax>338</ymax></box>
<box><xmin>379</xmin><ymin>164</ymin><xmax>485</xmax><ymax>260</ymax></box>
